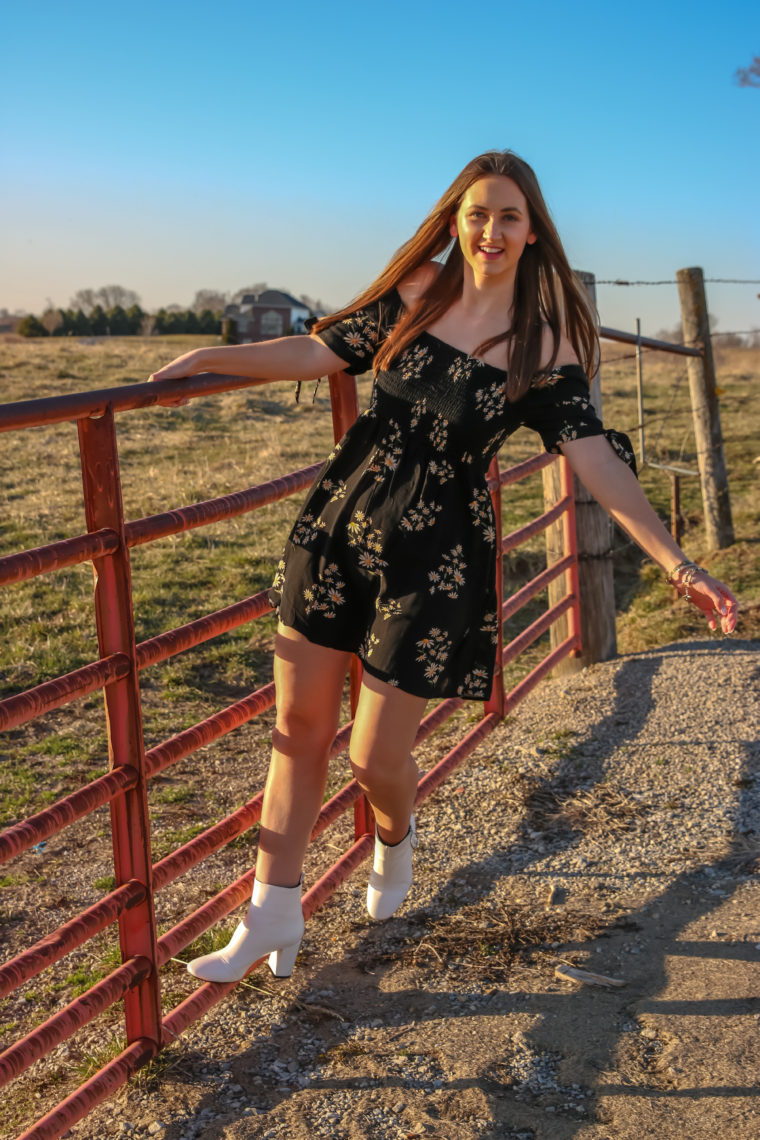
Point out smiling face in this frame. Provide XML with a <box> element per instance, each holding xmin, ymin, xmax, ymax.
<box><xmin>451</xmin><ymin>175</ymin><xmax>536</xmax><ymax>281</ymax></box>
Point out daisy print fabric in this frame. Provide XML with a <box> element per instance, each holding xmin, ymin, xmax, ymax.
<box><xmin>270</xmin><ymin>292</ymin><xmax>635</xmax><ymax>700</ymax></box>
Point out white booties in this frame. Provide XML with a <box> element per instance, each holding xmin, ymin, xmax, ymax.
<box><xmin>367</xmin><ymin>817</ymin><xmax>417</xmax><ymax>921</ymax></box>
<box><xmin>187</xmin><ymin>877</ymin><xmax>304</xmax><ymax>982</ymax></box>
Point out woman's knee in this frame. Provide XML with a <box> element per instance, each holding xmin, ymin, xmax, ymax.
<box><xmin>274</xmin><ymin>701</ymin><xmax>337</xmax><ymax>759</ymax></box>
<box><xmin>349</xmin><ymin>738</ymin><xmax>406</xmax><ymax>787</ymax></box>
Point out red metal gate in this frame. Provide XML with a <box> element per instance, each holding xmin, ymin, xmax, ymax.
<box><xmin>0</xmin><ymin>368</ymin><xmax>581</xmax><ymax>1140</ymax></box>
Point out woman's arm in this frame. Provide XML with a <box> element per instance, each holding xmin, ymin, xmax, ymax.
<box><xmin>149</xmin><ymin>333</ymin><xmax>351</xmax><ymax>384</ymax></box>
<box><xmin>560</xmin><ymin>434</ymin><xmax>739</xmax><ymax>634</ymax></box>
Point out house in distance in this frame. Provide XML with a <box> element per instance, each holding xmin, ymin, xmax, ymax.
<box><xmin>222</xmin><ymin>289</ymin><xmax>318</xmax><ymax>342</ymax></box>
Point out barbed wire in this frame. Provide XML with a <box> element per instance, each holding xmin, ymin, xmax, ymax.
<box><xmin>596</xmin><ymin>278</ymin><xmax>760</xmax><ymax>286</ymax></box>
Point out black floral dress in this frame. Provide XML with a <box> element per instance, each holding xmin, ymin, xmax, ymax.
<box><xmin>269</xmin><ymin>290</ymin><xmax>635</xmax><ymax>701</ymax></box>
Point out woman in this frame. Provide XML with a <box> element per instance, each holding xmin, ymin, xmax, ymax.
<box><xmin>150</xmin><ymin>150</ymin><xmax>738</xmax><ymax>983</ymax></box>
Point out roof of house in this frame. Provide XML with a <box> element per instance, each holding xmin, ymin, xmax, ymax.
<box><xmin>237</xmin><ymin>289</ymin><xmax>308</xmax><ymax>309</ymax></box>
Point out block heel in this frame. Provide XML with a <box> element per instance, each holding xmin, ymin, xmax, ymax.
<box><xmin>187</xmin><ymin>877</ymin><xmax>304</xmax><ymax>983</ymax></box>
<box><xmin>268</xmin><ymin>938</ymin><xmax>302</xmax><ymax>977</ymax></box>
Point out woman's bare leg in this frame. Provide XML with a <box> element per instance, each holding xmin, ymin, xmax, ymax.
<box><xmin>349</xmin><ymin>673</ymin><xmax>427</xmax><ymax>844</ymax></box>
<box><xmin>256</xmin><ymin>624</ymin><xmax>351</xmax><ymax>886</ymax></box>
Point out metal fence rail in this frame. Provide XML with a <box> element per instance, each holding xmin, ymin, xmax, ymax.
<box><xmin>0</xmin><ymin>369</ymin><xmax>582</xmax><ymax>1140</ymax></box>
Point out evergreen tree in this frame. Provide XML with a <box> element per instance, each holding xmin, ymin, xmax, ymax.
<box><xmin>17</xmin><ymin>315</ymin><xmax>48</xmax><ymax>337</ymax></box>
<box><xmin>164</xmin><ymin>310</ymin><xmax>186</xmax><ymax>334</ymax></box>
<box><xmin>89</xmin><ymin>305</ymin><xmax>108</xmax><ymax>335</ymax></box>
<box><xmin>125</xmin><ymin>304</ymin><xmax>145</xmax><ymax>334</ymax></box>
<box><xmin>221</xmin><ymin>317</ymin><xmax>238</xmax><ymax>345</ymax></box>
<box><xmin>73</xmin><ymin>308</ymin><xmax>91</xmax><ymax>335</ymax></box>
<box><xmin>105</xmin><ymin>305</ymin><xmax>130</xmax><ymax>335</ymax></box>
<box><xmin>53</xmin><ymin>309</ymin><xmax>74</xmax><ymax>336</ymax></box>
<box><xmin>198</xmin><ymin>308</ymin><xmax>220</xmax><ymax>334</ymax></box>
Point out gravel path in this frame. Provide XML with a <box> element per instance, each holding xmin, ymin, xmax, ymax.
<box><xmin>12</xmin><ymin>638</ymin><xmax>760</xmax><ymax>1140</ymax></box>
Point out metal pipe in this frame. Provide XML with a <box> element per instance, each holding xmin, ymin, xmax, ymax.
<box><xmin>502</xmin><ymin>495</ymin><xmax>571</xmax><ymax>551</ymax></box>
<box><xmin>415</xmin><ymin>713</ymin><xmax>501</xmax><ymax>803</ymax></box>
<box><xmin>0</xmin><ymin>956</ymin><xmax>151</xmax><ymax>1088</ymax></box>
<box><xmin>0</xmin><ymin>529</ymin><xmax>118</xmax><ymax>587</ymax></box>
<box><xmin>501</xmin><ymin>554</ymin><xmax>574</xmax><ymax>624</ymax></box>
<box><xmin>144</xmin><ymin>682</ymin><xmax>276</xmax><ymax>778</ymax></box>
<box><xmin>0</xmin><ymin>654</ymin><xmax>130</xmax><ymax>732</ymax></box>
<box><xmin>125</xmin><ymin>464</ymin><xmax>322</xmax><ymax>548</ymax></box>
<box><xmin>636</xmin><ymin>318</ymin><xmax>646</xmax><ymax>466</ymax></box>
<box><xmin>0</xmin><ymin>372</ymin><xmax>273</xmax><ymax>434</ymax></box>
<box><xmin>485</xmin><ymin>454</ymin><xmax>505</xmax><ymax>717</ymax></box>
<box><xmin>0</xmin><ymin>880</ymin><xmax>144</xmax><ymax>997</ymax></box>
<box><xmin>0</xmin><ymin>766</ymin><xmax>136</xmax><ymax>865</ymax></box>
<box><xmin>559</xmin><ymin>455</ymin><xmax>582</xmax><ymax>655</ymax></box>
<box><xmin>77</xmin><ymin>408</ymin><xmax>163</xmax><ymax>1053</ymax></box>
<box><xmin>502</xmin><ymin>594</ymin><xmax>574</xmax><ymax>666</ymax></box>
<box><xmin>495</xmin><ymin>450</ymin><xmax>554</xmax><ymax>489</ymax></box>
<box><xmin>134</xmin><ymin>592</ymin><xmax>271</xmax><ymax>670</ymax></box>
<box><xmin>599</xmin><ymin>325</ymin><xmax>702</xmax><ymax>357</ymax></box>
<box><xmin>503</xmin><ymin>634</ymin><xmax>579</xmax><ymax>713</ymax></box>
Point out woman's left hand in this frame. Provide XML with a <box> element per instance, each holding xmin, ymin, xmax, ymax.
<box><xmin>675</xmin><ymin>571</ymin><xmax>739</xmax><ymax>634</ymax></box>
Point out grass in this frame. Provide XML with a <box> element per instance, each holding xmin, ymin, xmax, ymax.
<box><xmin>0</xmin><ymin>332</ymin><xmax>757</xmax><ymax>1133</ymax></box>
<box><xmin>0</xmin><ymin>334</ymin><xmax>758</xmax><ymax>824</ymax></box>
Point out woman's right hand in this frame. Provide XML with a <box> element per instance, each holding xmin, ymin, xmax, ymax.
<box><xmin>149</xmin><ymin>348</ymin><xmax>207</xmax><ymax>383</ymax></box>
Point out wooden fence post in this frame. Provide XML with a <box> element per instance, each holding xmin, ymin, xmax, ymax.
<box><xmin>543</xmin><ymin>271</ymin><xmax>617</xmax><ymax>672</ymax></box>
<box><xmin>675</xmin><ymin>267</ymin><xmax>734</xmax><ymax>550</ymax></box>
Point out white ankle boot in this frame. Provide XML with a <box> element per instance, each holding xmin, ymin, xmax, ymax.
<box><xmin>187</xmin><ymin>877</ymin><xmax>304</xmax><ymax>982</ymax></box>
<box><xmin>366</xmin><ymin>817</ymin><xmax>417</xmax><ymax>921</ymax></box>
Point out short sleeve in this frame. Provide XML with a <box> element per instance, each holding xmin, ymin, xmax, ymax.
<box><xmin>309</xmin><ymin>291</ymin><xmax>402</xmax><ymax>376</ymax></box>
<box><xmin>519</xmin><ymin>365</ymin><xmax>637</xmax><ymax>475</ymax></box>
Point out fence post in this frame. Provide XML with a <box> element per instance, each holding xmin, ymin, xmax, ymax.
<box><xmin>485</xmin><ymin>456</ymin><xmax>505</xmax><ymax>718</ymax></box>
<box><xmin>675</xmin><ymin>267</ymin><xmax>734</xmax><ymax>550</ymax></box>
<box><xmin>327</xmin><ymin>371</ymin><xmax>374</xmax><ymax>840</ymax></box>
<box><xmin>78</xmin><ymin>407</ymin><xmax>162</xmax><ymax>1049</ymax></box>
<box><xmin>543</xmin><ymin>271</ymin><xmax>617</xmax><ymax>672</ymax></box>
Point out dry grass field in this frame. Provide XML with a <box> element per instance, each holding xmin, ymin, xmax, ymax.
<box><xmin>0</xmin><ymin>333</ymin><xmax>758</xmax><ymax>1137</ymax></box>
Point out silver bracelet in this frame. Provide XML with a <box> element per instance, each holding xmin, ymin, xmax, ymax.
<box><xmin>667</xmin><ymin>561</ymin><xmax>709</xmax><ymax>601</ymax></box>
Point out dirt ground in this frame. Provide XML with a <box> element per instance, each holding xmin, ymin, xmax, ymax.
<box><xmin>134</xmin><ymin>867</ymin><xmax>758</xmax><ymax>1140</ymax></box>
<box><xmin>20</xmin><ymin>639</ymin><xmax>752</xmax><ymax>1140</ymax></box>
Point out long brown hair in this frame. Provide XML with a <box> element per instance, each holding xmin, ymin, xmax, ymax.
<box><xmin>311</xmin><ymin>150</ymin><xmax>599</xmax><ymax>400</ymax></box>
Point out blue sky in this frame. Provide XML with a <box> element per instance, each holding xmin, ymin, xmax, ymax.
<box><xmin>3</xmin><ymin>0</ymin><xmax>759</xmax><ymax>338</ymax></box>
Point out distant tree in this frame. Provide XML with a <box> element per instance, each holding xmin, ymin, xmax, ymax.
<box><xmin>712</xmin><ymin>331</ymin><xmax>745</xmax><ymax>348</ymax></box>
<box><xmin>69</xmin><ymin>285</ymin><xmax>142</xmax><ymax>314</ymax></box>
<box><xmin>41</xmin><ymin>308</ymin><xmax>63</xmax><ymax>335</ymax></box>
<box><xmin>69</xmin><ymin>288</ymin><xmax>98</xmax><ymax>315</ymax></box>
<box><xmin>182</xmin><ymin>310</ymin><xmax>199</xmax><ymax>334</ymax></box>
<box><xmin>55</xmin><ymin>308</ymin><xmax>77</xmax><ymax>336</ymax></box>
<box><xmin>191</xmin><ymin>289</ymin><xmax>227</xmax><ymax>314</ymax></box>
<box><xmin>221</xmin><ymin>317</ymin><xmax>238</xmax><ymax>345</ymax></box>
<box><xmin>198</xmin><ymin>308</ymin><xmax>221</xmax><ymax>334</ymax></box>
<box><xmin>654</xmin><ymin>322</ymin><xmax>684</xmax><ymax>346</ymax></box>
<box><xmin>164</xmin><ymin>310</ymin><xmax>188</xmax><ymax>334</ymax></box>
<box><xmin>125</xmin><ymin>304</ymin><xmax>145</xmax><ymax>334</ymax></box>
<box><xmin>735</xmin><ymin>55</ymin><xmax>760</xmax><ymax>87</ymax></box>
<box><xmin>106</xmin><ymin>305</ymin><xmax>130</xmax><ymax>335</ymax></box>
<box><xmin>73</xmin><ymin>308</ymin><xmax>91</xmax><ymax>335</ymax></box>
<box><xmin>17</xmin><ymin>315</ymin><xmax>48</xmax><ymax>337</ymax></box>
<box><xmin>97</xmin><ymin>285</ymin><xmax>141</xmax><ymax>310</ymax></box>
<box><xmin>140</xmin><ymin>312</ymin><xmax>156</xmax><ymax>336</ymax></box>
<box><xmin>89</xmin><ymin>305</ymin><xmax>108</xmax><ymax>335</ymax></box>
<box><xmin>655</xmin><ymin>312</ymin><xmax>718</xmax><ymax>346</ymax></box>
